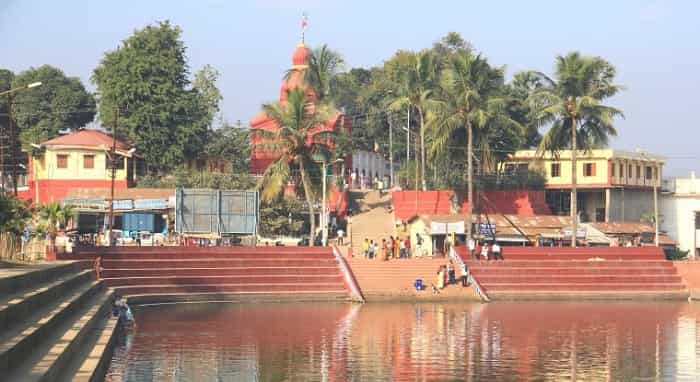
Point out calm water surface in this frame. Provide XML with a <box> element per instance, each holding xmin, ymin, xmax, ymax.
<box><xmin>105</xmin><ymin>301</ymin><xmax>700</xmax><ymax>381</ymax></box>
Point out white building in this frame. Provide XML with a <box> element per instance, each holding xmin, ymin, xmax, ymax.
<box><xmin>351</xmin><ymin>150</ymin><xmax>390</xmax><ymax>189</ymax></box>
<box><xmin>661</xmin><ymin>172</ymin><xmax>700</xmax><ymax>258</ymax></box>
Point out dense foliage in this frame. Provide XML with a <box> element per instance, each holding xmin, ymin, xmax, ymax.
<box><xmin>0</xmin><ymin>194</ymin><xmax>31</xmax><ymax>235</ymax></box>
<box><xmin>6</xmin><ymin>65</ymin><xmax>96</xmax><ymax>150</ymax></box>
<box><xmin>93</xmin><ymin>21</ymin><xmax>219</xmax><ymax>174</ymax></box>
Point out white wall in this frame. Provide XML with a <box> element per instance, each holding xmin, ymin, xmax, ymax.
<box><xmin>661</xmin><ymin>194</ymin><xmax>700</xmax><ymax>256</ymax></box>
<box><xmin>351</xmin><ymin>150</ymin><xmax>388</xmax><ymax>185</ymax></box>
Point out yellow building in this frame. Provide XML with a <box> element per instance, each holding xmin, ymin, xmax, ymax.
<box><xmin>24</xmin><ymin>129</ymin><xmax>139</xmax><ymax>203</ymax></box>
<box><xmin>504</xmin><ymin>149</ymin><xmax>663</xmax><ymax>222</ymax></box>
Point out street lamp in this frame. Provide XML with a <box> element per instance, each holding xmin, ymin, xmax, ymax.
<box><xmin>1</xmin><ymin>81</ymin><xmax>42</xmax><ymax>195</ymax></box>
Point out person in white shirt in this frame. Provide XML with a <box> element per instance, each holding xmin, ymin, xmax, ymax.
<box><xmin>337</xmin><ymin>228</ymin><xmax>344</xmax><ymax>246</ymax></box>
<box><xmin>480</xmin><ymin>243</ymin><xmax>489</xmax><ymax>262</ymax></box>
<box><xmin>468</xmin><ymin>238</ymin><xmax>476</xmax><ymax>260</ymax></box>
<box><xmin>492</xmin><ymin>242</ymin><xmax>503</xmax><ymax>260</ymax></box>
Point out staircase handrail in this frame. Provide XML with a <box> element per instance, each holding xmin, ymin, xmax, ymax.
<box><xmin>450</xmin><ymin>246</ymin><xmax>490</xmax><ymax>303</ymax></box>
<box><xmin>332</xmin><ymin>246</ymin><xmax>365</xmax><ymax>303</ymax></box>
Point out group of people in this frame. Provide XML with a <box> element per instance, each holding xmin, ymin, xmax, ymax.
<box><xmin>468</xmin><ymin>239</ymin><xmax>503</xmax><ymax>261</ymax></box>
<box><xmin>434</xmin><ymin>261</ymin><xmax>469</xmax><ymax>293</ymax></box>
<box><xmin>361</xmin><ymin>236</ymin><xmax>411</xmax><ymax>260</ymax></box>
<box><xmin>350</xmin><ymin>169</ymin><xmax>389</xmax><ymax>192</ymax></box>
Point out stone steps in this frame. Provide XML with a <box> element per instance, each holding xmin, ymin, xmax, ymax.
<box><xmin>103</xmin><ymin>274</ymin><xmax>345</xmax><ymax>286</ymax></box>
<box><xmin>4</xmin><ymin>288</ymin><xmax>113</xmax><ymax>382</ymax></box>
<box><xmin>101</xmin><ymin>259</ymin><xmax>340</xmax><ymax>268</ymax></box>
<box><xmin>0</xmin><ymin>262</ymin><xmax>117</xmax><ymax>382</ymax></box>
<box><xmin>114</xmin><ymin>283</ymin><xmax>348</xmax><ymax>295</ymax></box>
<box><xmin>101</xmin><ymin>266</ymin><xmax>340</xmax><ymax>278</ymax></box>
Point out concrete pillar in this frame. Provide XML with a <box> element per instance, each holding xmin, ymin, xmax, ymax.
<box><xmin>605</xmin><ymin>188</ymin><xmax>611</xmax><ymax>222</ymax></box>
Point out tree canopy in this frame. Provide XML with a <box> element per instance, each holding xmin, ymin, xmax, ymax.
<box><xmin>92</xmin><ymin>20</ymin><xmax>220</xmax><ymax>174</ymax></box>
<box><xmin>9</xmin><ymin>65</ymin><xmax>95</xmax><ymax>148</ymax></box>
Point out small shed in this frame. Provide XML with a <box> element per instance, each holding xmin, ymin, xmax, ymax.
<box><xmin>406</xmin><ymin>214</ymin><xmax>467</xmax><ymax>257</ymax></box>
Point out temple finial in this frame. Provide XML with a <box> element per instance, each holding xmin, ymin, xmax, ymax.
<box><xmin>300</xmin><ymin>12</ymin><xmax>308</xmax><ymax>44</ymax></box>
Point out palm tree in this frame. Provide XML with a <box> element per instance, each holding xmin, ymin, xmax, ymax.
<box><xmin>307</xmin><ymin>44</ymin><xmax>344</xmax><ymax>100</ymax></box>
<box><xmin>528</xmin><ymin>52</ymin><xmax>623</xmax><ymax>246</ymax></box>
<box><xmin>389</xmin><ymin>50</ymin><xmax>438</xmax><ymax>191</ymax></box>
<box><xmin>39</xmin><ymin>201</ymin><xmax>75</xmax><ymax>251</ymax></box>
<box><xmin>428</xmin><ymin>51</ymin><xmax>513</xmax><ymax>240</ymax></box>
<box><xmin>255</xmin><ymin>88</ymin><xmax>335</xmax><ymax>246</ymax></box>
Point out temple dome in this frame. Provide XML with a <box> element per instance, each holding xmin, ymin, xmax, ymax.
<box><xmin>292</xmin><ymin>43</ymin><xmax>310</xmax><ymax>69</ymax></box>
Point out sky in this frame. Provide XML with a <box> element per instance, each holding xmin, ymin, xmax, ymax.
<box><xmin>1</xmin><ymin>0</ymin><xmax>699</xmax><ymax>175</ymax></box>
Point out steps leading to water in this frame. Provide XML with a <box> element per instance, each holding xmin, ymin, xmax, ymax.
<box><xmin>0</xmin><ymin>262</ymin><xmax>115</xmax><ymax>381</ymax></box>
<box><xmin>64</xmin><ymin>246</ymin><xmax>352</xmax><ymax>301</ymax></box>
<box><xmin>348</xmin><ymin>190</ymin><xmax>397</xmax><ymax>257</ymax></box>
<box><xmin>456</xmin><ymin>246</ymin><xmax>689</xmax><ymax>300</ymax></box>
<box><xmin>346</xmin><ymin>258</ymin><xmax>478</xmax><ymax>301</ymax></box>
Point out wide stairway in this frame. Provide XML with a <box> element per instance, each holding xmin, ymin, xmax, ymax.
<box><xmin>457</xmin><ymin>246</ymin><xmax>689</xmax><ymax>300</ymax></box>
<box><xmin>346</xmin><ymin>257</ymin><xmax>478</xmax><ymax>301</ymax></box>
<box><xmin>0</xmin><ymin>262</ymin><xmax>115</xmax><ymax>381</ymax></box>
<box><xmin>349</xmin><ymin>190</ymin><xmax>396</xmax><ymax>257</ymax></box>
<box><xmin>64</xmin><ymin>246</ymin><xmax>351</xmax><ymax>302</ymax></box>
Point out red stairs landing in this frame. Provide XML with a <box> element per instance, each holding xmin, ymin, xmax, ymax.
<box><xmin>456</xmin><ymin>246</ymin><xmax>689</xmax><ymax>300</ymax></box>
<box><xmin>61</xmin><ymin>247</ymin><xmax>351</xmax><ymax>301</ymax></box>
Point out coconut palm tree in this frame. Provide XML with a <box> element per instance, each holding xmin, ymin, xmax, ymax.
<box><xmin>255</xmin><ymin>88</ymin><xmax>335</xmax><ymax>246</ymax></box>
<box><xmin>389</xmin><ymin>50</ymin><xmax>438</xmax><ymax>191</ymax></box>
<box><xmin>307</xmin><ymin>44</ymin><xmax>344</xmax><ymax>100</ymax></box>
<box><xmin>427</xmin><ymin>51</ymin><xmax>514</xmax><ymax>240</ymax></box>
<box><xmin>38</xmin><ymin>201</ymin><xmax>75</xmax><ymax>251</ymax></box>
<box><xmin>527</xmin><ymin>52</ymin><xmax>623</xmax><ymax>246</ymax></box>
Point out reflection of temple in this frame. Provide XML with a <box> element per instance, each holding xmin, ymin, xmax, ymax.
<box><xmin>249</xmin><ymin>41</ymin><xmax>351</xmax><ymax>176</ymax></box>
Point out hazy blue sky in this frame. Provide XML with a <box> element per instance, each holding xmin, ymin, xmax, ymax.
<box><xmin>1</xmin><ymin>0</ymin><xmax>698</xmax><ymax>175</ymax></box>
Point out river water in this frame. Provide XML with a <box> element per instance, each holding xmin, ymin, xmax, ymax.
<box><xmin>105</xmin><ymin>301</ymin><xmax>700</xmax><ymax>381</ymax></box>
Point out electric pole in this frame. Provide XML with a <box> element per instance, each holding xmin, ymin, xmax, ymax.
<box><xmin>107</xmin><ymin>108</ymin><xmax>119</xmax><ymax>246</ymax></box>
<box><xmin>388</xmin><ymin>112</ymin><xmax>393</xmax><ymax>188</ymax></box>
<box><xmin>8</xmin><ymin>93</ymin><xmax>17</xmax><ymax>195</ymax></box>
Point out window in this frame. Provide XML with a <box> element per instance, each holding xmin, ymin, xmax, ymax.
<box><xmin>583</xmin><ymin>163</ymin><xmax>596</xmax><ymax>177</ymax></box>
<box><xmin>611</xmin><ymin>164</ymin><xmax>615</xmax><ymax>177</ymax></box>
<box><xmin>696</xmin><ymin>212</ymin><xmax>700</xmax><ymax>230</ymax></box>
<box><xmin>83</xmin><ymin>155</ymin><xmax>94</xmax><ymax>169</ymax></box>
<box><xmin>637</xmin><ymin>166</ymin><xmax>642</xmax><ymax>179</ymax></box>
<box><xmin>628</xmin><ymin>165</ymin><xmax>633</xmax><ymax>179</ymax></box>
<box><xmin>619</xmin><ymin>164</ymin><xmax>624</xmax><ymax>178</ymax></box>
<box><xmin>550</xmin><ymin>163</ymin><xmax>561</xmax><ymax>177</ymax></box>
<box><xmin>645</xmin><ymin>166</ymin><xmax>653</xmax><ymax>180</ymax></box>
<box><xmin>56</xmin><ymin>154</ymin><xmax>68</xmax><ymax>169</ymax></box>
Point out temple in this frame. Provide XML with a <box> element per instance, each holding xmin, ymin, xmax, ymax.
<box><xmin>249</xmin><ymin>42</ymin><xmax>351</xmax><ymax>175</ymax></box>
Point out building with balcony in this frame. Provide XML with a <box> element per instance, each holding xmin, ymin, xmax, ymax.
<box><xmin>504</xmin><ymin>149</ymin><xmax>663</xmax><ymax>223</ymax></box>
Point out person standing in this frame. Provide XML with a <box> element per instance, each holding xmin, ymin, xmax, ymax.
<box><xmin>460</xmin><ymin>262</ymin><xmax>469</xmax><ymax>287</ymax></box>
<box><xmin>351</xmin><ymin>169</ymin><xmax>357</xmax><ymax>189</ymax></box>
<box><xmin>405</xmin><ymin>237</ymin><xmax>411</xmax><ymax>258</ymax></box>
<box><xmin>381</xmin><ymin>238</ymin><xmax>388</xmax><ymax>261</ymax></box>
<box><xmin>337</xmin><ymin>228</ymin><xmax>344</xmax><ymax>246</ymax></box>
<box><xmin>399</xmin><ymin>238</ymin><xmax>406</xmax><ymax>259</ymax></box>
<box><xmin>468</xmin><ymin>238</ymin><xmax>476</xmax><ymax>260</ymax></box>
<box><xmin>362</xmin><ymin>238</ymin><xmax>370</xmax><ymax>259</ymax></box>
<box><xmin>492</xmin><ymin>242</ymin><xmax>503</xmax><ymax>261</ymax></box>
<box><xmin>387</xmin><ymin>236</ymin><xmax>394</xmax><ymax>259</ymax></box>
<box><xmin>481</xmin><ymin>242</ymin><xmax>489</xmax><ymax>262</ymax></box>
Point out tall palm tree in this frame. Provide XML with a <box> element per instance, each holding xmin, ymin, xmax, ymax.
<box><xmin>528</xmin><ymin>52</ymin><xmax>623</xmax><ymax>246</ymax></box>
<box><xmin>390</xmin><ymin>50</ymin><xmax>438</xmax><ymax>191</ymax></box>
<box><xmin>255</xmin><ymin>88</ymin><xmax>335</xmax><ymax>246</ymax></box>
<box><xmin>308</xmin><ymin>44</ymin><xmax>344</xmax><ymax>101</ymax></box>
<box><xmin>428</xmin><ymin>51</ymin><xmax>513</xmax><ymax>240</ymax></box>
<box><xmin>39</xmin><ymin>201</ymin><xmax>75</xmax><ymax>251</ymax></box>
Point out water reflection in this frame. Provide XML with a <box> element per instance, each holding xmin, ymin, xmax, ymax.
<box><xmin>106</xmin><ymin>301</ymin><xmax>700</xmax><ymax>381</ymax></box>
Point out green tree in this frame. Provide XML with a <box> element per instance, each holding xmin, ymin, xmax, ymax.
<box><xmin>255</xmin><ymin>88</ymin><xmax>335</xmax><ymax>246</ymax></box>
<box><xmin>389</xmin><ymin>50</ymin><xmax>438</xmax><ymax>191</ymax></box>
<box><xmin>0</xmin><ymin>193</ymin><xmax>31</xmax><ymax>235</ymax></box>
<box><xmin>204</xmin><ymin>122</ymin><xmax>251</xmax><ymax>173</ymax></box>
<box><xmin>308</xmin><ymin>45</ymin><xmax>345</xmax><ymax>100</ymax></box>
<box><xmin>528</xmin><ymin>52</ymin><xmax>623</xmax><ymax>246</ymax></box>
<box><xmin>428</xmin><ymin>51</ymin><xmax>517</xmax><ymax>239</ymax></box>
<box><xmin>38</xmin><ymin>202</ymin><xmax>75</xmax><ymax>251</ymax></box>
<box><xmin>92</xmin><ymin>21</ymin><xmax>215</xmax><ymax>173</ymax></box>
<box><xmin>10</xmin><ymin>65</ymin><xmax>95</xmax><ymax>147</ymax></box>
<box><xmin>258</xmin><ymin>198</ymin><xmax>304</xmax><ymax>237</ymax></box>
<box><xmin>193</xmin><ymin>64</ymin><xmax>223</xmax><ymax>124</ymax></box>
<box><xmin>136</xmin><ymin>168</ymin><xmax>255</xmax><ymax>190</ymax></box>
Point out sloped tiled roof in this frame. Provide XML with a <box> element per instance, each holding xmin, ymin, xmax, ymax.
<box><xmin>41</xmin><ymin>129</ymin><xmax>131</xmax><ymax>151</ymax></box>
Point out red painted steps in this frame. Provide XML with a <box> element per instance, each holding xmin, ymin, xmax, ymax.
<box><xmin>103</xmin><ymin>275</ymin><xmax>345</xmax><ymax>286</ymax></box>
<box><xmin>101</xmin><ymin>266</ymin><xmax>339</xmax><ymax>278</ymax></box>
<box><xmin>62</xmin><ymin>246</ymin><xmax>353</xmax><ymax>301</ymax></box>
<box><xmin>457</xmin><ymin>247</ymin><xmax>688</xmax><ymax>300</ymax></box>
